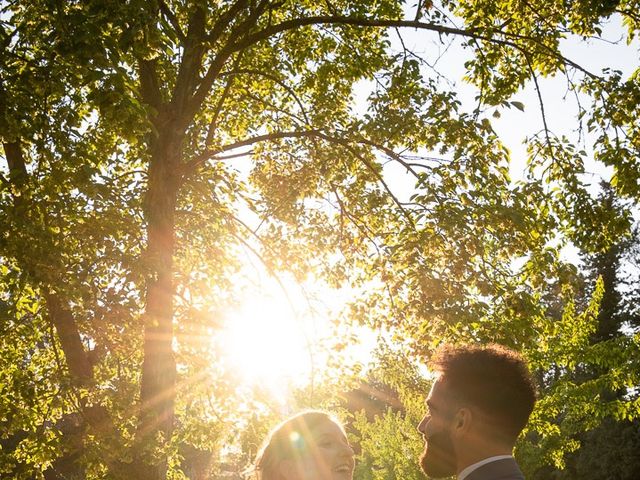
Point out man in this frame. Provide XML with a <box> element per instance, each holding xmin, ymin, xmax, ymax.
<box><xmin>417</xmin><ymin>344</ymin><xmax>537</xmax><ymax>480</ymax></box>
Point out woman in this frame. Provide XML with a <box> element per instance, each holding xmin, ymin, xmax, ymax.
<box><xmin>253</xmin><ymin>410</ymin><xmax>355</xmax><ymax>480</ymax></box>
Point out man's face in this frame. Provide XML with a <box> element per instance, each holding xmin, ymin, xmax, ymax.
<box><xmin>417</xmin><ymin>378</ymin><xmax>457</xmax><ymax>478</ymax></box>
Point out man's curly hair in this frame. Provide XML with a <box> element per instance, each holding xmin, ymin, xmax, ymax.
<box><xmin>432</xmin><ymin>343</ymin><xmax>537</xmax><ymax>443</ymax></box>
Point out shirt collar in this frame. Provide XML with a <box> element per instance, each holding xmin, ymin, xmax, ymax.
<box><xmin>458</xmin><ymin>455</ymin><xmax>514</xmax><ymax>480</ymax></box>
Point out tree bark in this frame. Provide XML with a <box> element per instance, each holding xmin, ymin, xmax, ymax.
<box><xmin>135</xmin><ymin>123</ymin><xmax>182</xmax><ymax>479</ymax></box>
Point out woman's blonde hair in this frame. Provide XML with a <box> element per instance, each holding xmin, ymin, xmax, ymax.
<box><xmin>253</xmin><ymin>410</ymin><xmax>344</xmax><ymax>480</ymax></box>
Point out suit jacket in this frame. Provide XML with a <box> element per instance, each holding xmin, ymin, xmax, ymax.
<box><xmin>463</xmin><ymin>457</ymin><xmax>525</xmax><ymax>480</ymax></box>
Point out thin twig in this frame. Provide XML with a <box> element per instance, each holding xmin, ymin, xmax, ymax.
<box><xmin>205</xmin><ymin>52</ymin><xmax>245</xmax><ymax>147</ymax></box>
<box><xmin>219</xmin><ymin>68</ymin><xmax>312</xmax><ymax>125</ymax></box>
<box><xmin>524</xmin><ymin>53</ymin><xmax>556</xmax><ymax>163</ymax></box>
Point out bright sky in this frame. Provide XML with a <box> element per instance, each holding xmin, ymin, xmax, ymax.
<box><xmin>495</xmin><ymin>17</ymin><xmax>639</xmax><ymax>181</ymax></box>
<box><xmin>216</xmin><ymin>276</ymin><xmax>313</xmax><ymax>403</ymax></box>
<box><xmin>216</xmin><ymin>266</ymin><xmax>378</xmax><ymax>406</ymax></box>
<box><xmin>378</xmin><ymin>12</ymin><xmax>639</xmax><ymax>186</ymax></box>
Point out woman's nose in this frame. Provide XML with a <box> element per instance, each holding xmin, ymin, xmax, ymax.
<box><xmin>340</xmin><ymin>442</ymin><xmax>355</xmax><ymax>457</ymax></box>
<box><xmin>417</xmin><ymin>415</ymin><xmax>430</xmax><ymax>434</ymax></box>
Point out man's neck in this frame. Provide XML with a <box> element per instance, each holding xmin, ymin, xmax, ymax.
<box><xmin>455</xmin><ymin>443</ymin><xmax>513</xmax><ymax>476</ymax></box>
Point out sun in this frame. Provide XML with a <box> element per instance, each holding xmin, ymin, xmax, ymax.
<box><xmin>217</xmin><ymin>291</ymin><xmax>314</xmax><ymax>396</ymax></box>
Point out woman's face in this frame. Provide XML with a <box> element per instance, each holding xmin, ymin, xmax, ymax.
<box><xmin>279</xmin><ymin>420</ymin><xmax>355</xmax><ymax>480</ymax></box>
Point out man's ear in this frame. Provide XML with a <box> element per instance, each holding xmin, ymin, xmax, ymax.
<box><xmin>452</xmin><ymin>407</ymin><xmax>472</xmax><ymax>437</ymax></box>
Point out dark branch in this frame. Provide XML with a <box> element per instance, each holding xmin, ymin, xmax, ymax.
<box><xmin>159</xmin><ymin>0</ymin><xmax>186</xmax><ymax>42</ymax></box>
<box><xmin>241</xmin><ymin>90</ymin><xmax>309</xmax><ymax>126</ymax></box>
<box><xmin>44</xmin><ymin>292</ymin><xmax>93</xmax><ymax>383</ymax></box>
<box><xmin>211</xmin><ymin>150</ymin><xmax>255</xmax><ymax>161</ymax></box>
<box><xmin>205</xmin><ymin>52</ymin><xmax>245</xmax><ymax>146</ymax></box>
<box><xmin>187</xmin><ymin>128</ymin><xmax>416</xmax><ymax>228</ymax></box>
<box><xmin>328</xmin><ymin>136</ymin><xmax>416</xmax><ymax>230</ymax></box>
<box><xmin>524</xmin><ymin>53</ymin><xmax>556</xmax><ymax>163</ymax></box>
<box><xmin>186</xmin><ymin>13</ymin><xmax>597</xmax><ymax>141</ymax></box>
<box><xmin>228</xmin><ymin>16</ymin><xmax>599</xmax><ymax>79</ymax></box>
<box><xmin>331</xmin><ymin>186</ymin><xmax>383</xmax><ymax>256</ymax></box>
<box><xmin>206</xmin><ymin>0</ymin><xmax>250</xmax><ymax>45</ymax></box>
<box><xmin>171</xmin><ymin>6</ymin><xmax>207</xmax><ymax>116</ymax></box>
<box><xmin>2</xmin><ymin>140</ymin><xmax>28</xmax><ymax>185</ymax></box>
<box><xmin>616</xmin><ymin>8</ymin><xmax>640</xmax><ymax>24</ymax></box>
<box><xmin>138</xmin><ymin>58</ymin><xmax>163</xmax><ymax>112</ymax></box>
<box><xmin>355</xmin><ymin>137</ymin><xmax>421</xmax><ymax>178</ymax></box>
<box><xmin>185</xmin><ymin>0</ymin><xmax>270</xmax><ymax>123</ymax></box>
<box><xmin>187</xmin><ymin>130</ymin><xmax>322</xmax><ymax>173</ymax></box>
<box><xmin>0</xmin><ymin>79</ymin><xmax>28</xmax><ymax>186</ymax></box>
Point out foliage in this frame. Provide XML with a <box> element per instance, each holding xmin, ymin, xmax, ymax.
<box><xmin>352</xmin><ymin>409</ymin><xmax>424</xmax><ymax>480</ymax></box>
<box><xmin>1</xmin><ymin>0</ymin><xmax>640</xmax><ymax>479</ymax></box>
<box><xmin>523</xmin><ymin>185</ymin><xmax>640</xmax><ymax>480</ymax></box>
<box><xmin>345</xmin><ymin>346</ymin><xmax>429</xmax><ymax>480</ymax></box>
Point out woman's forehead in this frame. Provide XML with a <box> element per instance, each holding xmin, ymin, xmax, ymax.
<box><xmin>309</xmin><ymin>419</ymin><xmax>346</xmax><ymax>438</ymax></box>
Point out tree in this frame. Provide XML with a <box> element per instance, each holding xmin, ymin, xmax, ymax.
<box><xmin>2</xmin><ymin>1</ymin><xmax>640</xmax><ymax>479</ymax></box>
<box><xmin>531</xmin><ymin>184</ymin><xmax>640</xmax><ymax>480</ymax></box>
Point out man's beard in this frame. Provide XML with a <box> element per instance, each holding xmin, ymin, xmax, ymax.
<box><xmin>419</xmin><ymin>430</ymin><xmax>456</xmax><ymax>478</ymax></box>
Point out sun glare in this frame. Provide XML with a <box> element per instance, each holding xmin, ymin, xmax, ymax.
<box><xmin>218</xmin><ymin>292</ymin><xmax>314</xmax><ymax>397</ymax></box>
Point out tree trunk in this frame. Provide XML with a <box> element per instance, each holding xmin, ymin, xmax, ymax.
<box><xmin>136</xmin><ymin>126</ymin><xmax>182</xmax><ymax>479</ymax></box>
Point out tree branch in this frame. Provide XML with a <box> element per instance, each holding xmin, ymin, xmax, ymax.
<box><xmin>136</xmin><ymin>1</ymin><xmax>165</xmax><ymax>114</ymax></box>
<box><xmin>184</xmin><ymin>0</ymin><xmax>270</xmax><ymax>125</ymax></box>
<box><xmin>206</xmin><ymin>0</ymin><xmax>250</xmax><ymax>45</ymax></box>
<box><xmin>44</xmin><ymin>292</ymin><xmax>93</xmax><ymax>383</ymax></box>
<box><xmin>2</xmin><ymin>140</ymin><xmax>28</xmax><ymax>185</ymax></box>
<box><xmin>158</xmin><ymin>0</ymin><xmax>186</xmax><ymax>42</ymax></box>
<box><xmin>187</xmin><ymin>128</ymin><xmax>416</xmax><ymax>228</ymax></box>
<box><xmin>210</xmin><ymin>150</ymin><xmax>255</xmax><ymax>161</ymax></box>
<box><xmin>616</xmin><ymin>8</ymin><xmax>640</xmax><ymax>24</ymax></box>
<box><xmin>354</xmin><ymin>137</ymin><xmax>421</xmax><ymax>178</ymax></box>
<box><xmin>187</xmin><ymin>12</ymin><xmax>597</xmax><ymax>138</ymax></box>
<box><xmin>228</xmin><ymin>16</ymin><xmax>599</xmax><ymax>79</ymax></box>
<box><xmin>524</xmin><ymin>53</ymin><xmax>556</xmax><ymax>163</ymax></box>
<box><xmin>240</xmin><ymin>90</ymin><xmax>309</xmax><ymax>126</ymax></box>
<box><xmin>331</xmin><ymin>186</ymin><xmax>383</xmax><ymax>256</ymax></box>
<box><xmin>138</xmin><ymin>58</ymin><xmax>163</xmax><ymax>112</ymax></box>
<box><xmin>327</xmin><ymin>135</ymin><xmax>417</xmax><ymax>231</ymax></box>
<box><xmin>0</xmin><ymin>79</ymin><xmax>28</xmax><ymax>186</ymax></box>
<box><xmin>186</xmin><ymin>129</ymin><xmax>322</xmax><ymax>173</ymax></box>
<box><xmin>219</xmin><ymin>68</ymin><xmax>312</xmax><ymax>125</ymax></box>
<box><xmin>188</xmin><ymin>128</ymin><xmax>420</xmax><ymax>182</ymax></box>
<box><xmin>171</xmin><ymin>6</ymin><xmax>207</xmax><ymax>115</ymax></box>
<box><xmin>205</xmin><ymin>52</ymin><xmax>245</xmax><ymax>147</ymax></box>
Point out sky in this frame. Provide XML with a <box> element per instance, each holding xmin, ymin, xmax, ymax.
<box><xmin>377</xmin><ymin>12</ymin><xmax>640</xmax><ymax>187</ymax></box>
